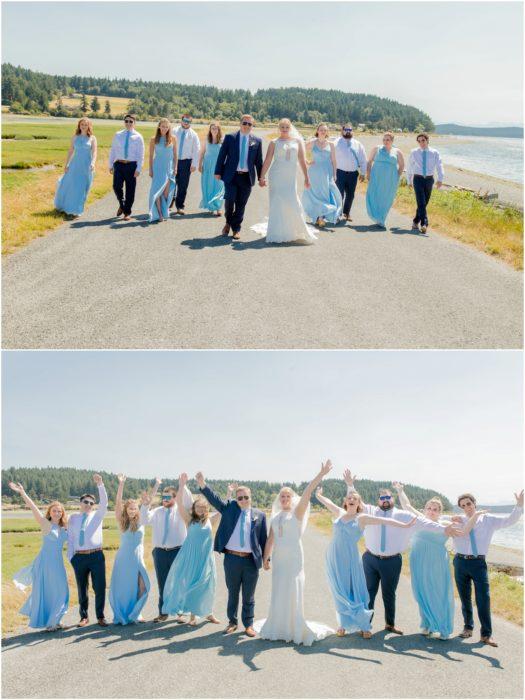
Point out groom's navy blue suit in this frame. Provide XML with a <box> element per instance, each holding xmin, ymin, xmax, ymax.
<box><xmin>215</xmin><ymin>131</ymin><xmax>263</xmax><ymax>234</ymax></box>
<box><xmin>200</xmin><ymin>485</ymin><xmax>267</xmax><ymax>628</ymax></box>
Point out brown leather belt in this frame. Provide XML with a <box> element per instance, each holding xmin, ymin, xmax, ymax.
<box><xmin>225</xmin><ymin>549</ymin><xmax>251</xmax><ymax>557</ymax></box>
<box><xmin>365</xmin><ymin>549</ymin><xmax>401</xmax><ymax>560</ymax></box>
<box><xmin>75</xmin><ymin>548</ymin><xmax>102</xmax><ymax>555</ymax></box>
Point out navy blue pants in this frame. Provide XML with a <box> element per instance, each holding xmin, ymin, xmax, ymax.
<box><xmin>224</xmin><ymin>553</ymin><xmax>259</xmax><ymax>627</ymax></box>
<box><xmin>71</xmin><ymin>550</ymin><xmax>106</xmax><ymax>620</ymax></box>
<box><xmin>336</xmin><ymin>169</ymin><xmax>359</xmax><ymax>217</ymax></box>
<box><xmin>175</xmin><ymin>158</ymin><xmax>192</xmax><ymax>210</ymax></box>
<box><xmin>453</xmin><ymin>555</ymin><xmax>492</xmax><ymax>637</ymax></box>
<box><xmin>113</xmin><ymin>161</ymin><xmax>138</xmax><ymax>216</ymax></box>
<box><xmin>152</xmin><ymin>546</ymin><xmax>180</xmax><ymax>615</ymax></box>
<box><xmin>224</xmin><ymin>172</ymin><xmax>252</xmax><ymax>233</ymax></box>
<box><xmin>362</xmin><ymin>551</ymin><xmax>402</xmax><ymax>626</ymax></box>
<box><xmin>413</xmin><ymin>174</ymin><xmax>434</xmax><ymax>226</ymax></box>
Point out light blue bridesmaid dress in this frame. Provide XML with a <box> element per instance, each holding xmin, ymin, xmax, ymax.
<box><xmin>199</xmin><ymin>142</ymin><xmax>225</xmax><ymax>212</ymax></box>
<box><xmin>325</xmin><ymin>517</ymin><xmax>372</xmax><ymax>632</ymax></box>
<box><xmin>409</xmin><ymin>529</ymin><xmax>454</xmax><ymax>638</ymax></box>
<box><xmin>109</xmin><ymin>526</ymin><xmax>150</xmax><ymax>624</ymax></box>
<box><xmin>13</xmin><ymin>525</ymin><xmax>69</xmax><ymax>629</ymax></box>
<box><xmin>54</xmin><ymin>135</ymin><xmax>93</xmax><ymax>216</ymax></box>
<box><xmin>162</xmin><ymin>520</ymin><xmax>216</xmax><ymax>617</ymax></box>
<box><xmin>365</xmin><ymin>146</ymin><xmax>400</xmax><ymax>226</ymax></box>
<box><xmin>148</xmin><ymin>140</ymin><xmax>176</xmax><ymax>222</ymax></box>
<box><xmin>302</xmin><ymin>143</ymin><xmax>342</xmax><ymax>224</ymax></box>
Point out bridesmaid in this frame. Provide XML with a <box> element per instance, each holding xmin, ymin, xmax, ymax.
<box><xmin>162</xmin><ymin>473</ymin><xmax>221</xmax><ymax>626</ymax></box>
<box><xmin>54</xmin><ymin>117</ymin><xmax>96</xmax><ymax>218</ymax></box>
<box><xmin>199</xmin><ymin>122</ymin><xmax>225</xmax><ymax>216</ymax></box>
<box><xmin>393</xmin><ymin>482</ymin><xmax>483</xmax><ymax>639</ymax></box>
<box><xmin>365</xmin><ymin>132</ymin><xmax>404</xmax><ymax>228</ymax></box>
<box><xmin>302</xmin><ymin>123</ymin><xmax>342</xmax><ymax>227</ymax></box>
<box><xmin>316</xmin><ymin>484</ymin><xmax>416</xmax><ymax>639</ymax></box>
<box><xmin>9</xmin><ymin>482</ymin><xmax>69</xmax><ymax>632</ymax></box>
<box><xmin>109</xmin><ymin>474</ymin><xmax>150</xmax><ymax>624</ymax></box>
<box><xmin>148</xmin><ymin>118</ymin><xmax>177</xmax><ymax>222</ymax></box>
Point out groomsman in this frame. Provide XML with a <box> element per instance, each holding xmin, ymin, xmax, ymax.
<box><xmin>67</xmin><ymin>474</ymin><xmax>108</xmax><ymax>627</ymax></box>
<box><xmin>109</xmin><ymin>114</ymin><xmax>145</xmax><ymax>221</ymax></box>
<box><xmin>172</xmin><ymin>114</ymin><xmax>201</xmax><ymax>214</ymax></box>
<box><xmin>334</xmin><ymin>123</ymin><xmax>367</xmax><ymax>222</ymax></box>
<box><xmin>406</xmin><ymin>133</ymin><xmax>444</xmax><ymax>233</ymax></box>
<box><xmin>196</xmin><ymin>471</ymin><xmax>267</xmax><ymax>637</ymax></box>
<box><xmin>451</xmin><ymin>490</ymin><xmax>523</xmax><ymax>647</ymax></box>
<box><xmin>140</xmin><ymin>480</ymin><xmax>193</xmax><ymax>622</ymax></box>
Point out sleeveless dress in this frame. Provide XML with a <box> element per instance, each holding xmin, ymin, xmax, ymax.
<box><xmin>254</xmin><ymin>512</ymin><xmax>333</xmax><ymax>645</ymax></box>
<box><xmin>302</xmin><ymin>143</ymin><xmax>342</xmax><ymax>224</ymax></box>
<box><xmin>199</xmin><ymin>142</ymin><xmax>225</xmax><ymax>212</ymax></box>
<box><xmin>13</xmin><ymin>525</ymin><xmax>69</xmax><ymax>629</ymax></box>
<box><xmin>251</xmin><ymin>139</ymin><xmax>317</xmax><ymax>244</ymax></box>
<box><xmin>148</xmin><ymin>140</ymin><xmax>176</xmax><ymax>222</ymax></box>
<box><xmin>162</xmin><ymin>519</ymin><xmax>216</xmax><ymax>617</ymax></box>
<box><xmin>54</xmin><ymin>135</ymin><xmax>93</xmax><ymax>216</ymax></box>
<box><xmin>109</xmin><ymin>526</ymin><xmax>150</xmax><ymax>624</ymax></box>
<box><xmin>365</xmin><ymin>146</ymin><xmax>400</xmax><ymax>226</ymax></box>
<box><xmin>326</xmin><ymin>516</ymin><xmax>372</xmax><ymax>632</ymax></box>
<box><xmin>409</xmin><ymin>529</ymin><xmax>454</xmax><ymax>638</ymax></box>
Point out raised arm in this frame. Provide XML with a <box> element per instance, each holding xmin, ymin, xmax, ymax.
<box><xmin>315</xmin><ymin>486</ymin><xmax>344</xmax><ymax>517</ymax></box>
<box><xmin>115</xmin><ymin>473</ymin><xmax>126</xmax><ymax>524</ymax></box>
<box><xmin>392</xmin><ymin>482</ymin><xmax>422</xmax><ymax>516</ymax></box>
<box><xmin>176</xmin><ymin>473</ymin><xmax>192</xmax><ymax>525</ymax></box>
<box><xmin>8</xmin><ymin>482</ymin><xmax>49</xmax><ymax>530</ymax></box>
<box><xmin>461</xmin><ymin>509</ymin><xmax>488</xmax><ymax>535</ymax></box>
<box><xmin>295</xmin><ymin>460</ymin><xmax>333</xmax><ymax>522</ymax></box>
<box><xmin>195</xmin><ymin>471</ymin><xmax>227</xmax><ymax>513</ymax></box>
<box><xmin>485</xmin><ymin>490</ymin><xmax>524</xmax><ymax>530</ymax></box>
<box><xmin>91</xmin><ymin>474</ymin><xmax>108</xmax><ymax>525</ymax></box>
<box><xmin>259</xmin><ymin>141</ymin><xmax>275</xmax><ymax>183</ymax></box>
<box><xmin>357</xmin><ymin>513</ymin><xmax>417</xmax><ymax>529</ymax></box>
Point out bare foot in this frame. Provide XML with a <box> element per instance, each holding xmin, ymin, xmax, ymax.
<box><xmin>207</xmin><ymin>614</ymin><xmax>220</xmax><ymax>624</ymax></box>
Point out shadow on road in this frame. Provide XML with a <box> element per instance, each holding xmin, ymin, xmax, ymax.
<box><xmin>347</xmin><ymin>224</ymin><xmax>384</xmax><ymax>233</ymax></box>
<box><xmin>181</xmin><ymin>234</ymin><xmax>233</xmax><ymax>250</ymax></box>
<box><xmin>390</xmin><ymin>227</ymin><xmax>429</xmax><ymax>237</ymax></box>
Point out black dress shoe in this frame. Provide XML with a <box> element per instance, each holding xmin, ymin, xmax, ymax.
<box><xmin>116</xmin><ymin>206</ymin><xmax>123</xmax><ymax>217</ymax></box>
<box><xmin>222</xmin><ymin>224</ymin><xmax>231</xmax><ymax>236</ymax></box>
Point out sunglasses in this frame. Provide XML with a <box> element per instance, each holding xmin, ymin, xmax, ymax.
<box><xmin>379</xmin><ymin>495</ymin><xmax>392</xmax><ymax>501</ymax></box>
<box><xmin>418</xmin><ymin>138</ymin><xmax>428</xmax><ymax>143</ymax></box>
<box><xmin>162</xmin><ymin>494</ymin><xmax>173</xmax><ymax>501</ymax></box>
<box><xmin>343</xmin><ymin>128</ymin><xmax>353</xmax><ymax>132</ymax></box>
<box><xmin>237</xmin><ymin>495</ymin><xmax>250</xmax><ymax>501</ymax></box>
<box><xmin>241</xmin><ymin>121</ymin><xmax>253</xmax><ymax>127</ymax></box>
<box><xmin>182</xmin><ymin>119</ymin><xmax>191</xmax><ymax>124</ymax></box>
<box><xmin>460</xmin><ymin>502</ymin><xmax>473</xmax><ymax>507</ymax></box>
<box><xmin>82</xmin><ymin>499</ymin><xmax>95</xmax><ymax>506</ymax></box>
<box><xmin>124</xmin><ymin>119</ymin><xmax>134</xmax><ymax>124</ymax></box>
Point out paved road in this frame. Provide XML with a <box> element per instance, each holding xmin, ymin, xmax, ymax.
<box><xmin>2</xmin><ymin>526</ymin><xmax>523</xmax><ymax>699</ymax></box>
<box><xmin>2</xmin><ymin>141</ymin><xmax>522</xmax><ymax>349</ymax></box>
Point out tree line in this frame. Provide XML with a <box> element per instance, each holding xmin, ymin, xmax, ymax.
<box><xmin>1</xmin><ymin>63</ymin><xmax>434</xmax><ymax>131</ymax></box>
<box><xmin>2</xmin><ymin>466</ymin><xmax>452</xmax><ymax>511</ymax></box>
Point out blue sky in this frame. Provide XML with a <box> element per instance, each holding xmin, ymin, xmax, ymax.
<box><xmin>2</xmin><ymin>350</ymin><xmax>522</xmax><ymax>503</ymax></box>
<box><xmin>2</xmin><ymin>1</ymin><xmax>522</xmax><ymax>125</ymax></box>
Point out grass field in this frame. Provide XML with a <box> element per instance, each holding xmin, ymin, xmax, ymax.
<box><xmin>310</xmin><ymin>511</ymin><xmax>524</xmax><ymax>627</ymax></box>
<box><xmin>49</xmin><ymin>94</ymin><xmax>132</xmax><ymax>115</ymax></box>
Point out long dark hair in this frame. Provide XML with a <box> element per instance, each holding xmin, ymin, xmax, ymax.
<box><xmin>154</xmin><ymin>118</ymin><xmax>173</xmax><ymax>146</ymax></box>
<box><xmin>207</xmin><ymin>121</ymin><xmax>223</xmax><ymax>144</ymax></box>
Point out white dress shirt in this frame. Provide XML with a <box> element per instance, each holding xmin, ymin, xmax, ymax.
<box><xmin>67</xmin><ymin>483</ymin><xmax>108</xmax><ymax>560</ymax></box>
<box><xmin>361</xmin><ymin>504</ymin><xmax>448</xmax><ymax>556</ymax></box>
<box><xmin>109</xmin><ymin>129</ymin><xmax>145</xmax><ymax>173</ymax></box>
<box><xmin>226</xmin><ymin>507</ymin><xmax>253</xmax><ymax>552</ymax></box>
<box><xmin>173</xmin><ymin>126</ymin><xmax>200</xmax><ymax>167</ymax></box>
<box><xmin>140</xmin><ymin>486</ymin><xmax>193</xmax><ymax>548</ymax></box>
<box><xmin>334</xmin><ymin>137</ymin><xmax>367</xmax><ymax>174</ymax></box>
<box><xmin>452</xmin><ymin>506</ymin><xmax>523</xmax><ymax>556</ymax></box>
<box><xmin>406</xmin><ymin>147</ymin><xmax>444</xmax><ymax>184</ymax></box>
<box><xmin>237</xmin><ymin>132</ymin><xmax>250</xmax><ymax>172</ymax></box>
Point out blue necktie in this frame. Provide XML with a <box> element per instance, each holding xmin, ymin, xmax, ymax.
<box><xmin>162</xmin><ymin>508</ymin><xmax>170</xmax><ymax>546</ymax></box>
<box><xmin>240</xmin><ymin>510</ymin><xmax>247</xmax><ymax>547</ymax></box>
<box><xmin>380</xmin><ymin>524</ymin><xmax>386</xmax><ymax>553</ymax></box>
<box><xmin>469</xmin><ymin>529</ymin><xmax>478</xmax><ymax>556</ymax></box>
<box><xmin>239</xmin><ymin>135</ymin><xmax>247</xmax><ymax>170</ymax></box>
<box><xmin>178</xmin><ymin>129</ymin><xmax>186</xmax><ymax>159</ymax></box>
<box><xmin>124</xmin><ymin>131</ymin><xmax>130</xmax><ymax>160</ymax></box>
<box><xmin>422</xmin><ymin>149</ymin><xmax>427</xmax><ymax>177</ymax></box>
<box><xmin>79</xmin><ymin>513</ymin><xmax>88</xmax><ymax>547</ymax></box>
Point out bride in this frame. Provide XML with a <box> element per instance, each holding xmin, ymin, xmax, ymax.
<box><xmin>251</xmin><ymin>118</ymin><xmax>317</xmax><ymax>245</ymax></box>
<box><xmin>254</xmin><ymin>461</ymin><xmax>334</xmax><ymax>645</ymax></box>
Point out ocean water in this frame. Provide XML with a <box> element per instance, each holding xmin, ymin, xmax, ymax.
<box><xmin>490</xmin><ymin>515</ymin><xmax>523</xmax><ymax>551</ymax></box>
<box><xmin>438</xmin><ymin>136</ymin><xmax>523</xmax><ymax>184</ymax></box>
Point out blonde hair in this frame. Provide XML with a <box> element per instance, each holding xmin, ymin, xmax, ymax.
<box><xmin>154</xmin><ymin>118</ymin><xmax>173</xmax><ymax>145</ymax></box>
<box><xmin>383</xmin><ymin>131</ymin><xmax>394</xmax><ymax>141</ymax></box>
<box><xmin>45</xmin><ymin>501</ymin><xmax>67</xmax><ymax>527</ymax></box>
<box><xmin>343</xmin><ymin>491</ymin><xmax>364</xmax><ymax>513</ymax></box>
<box><xmin>119</xmin><ymin>499</ymin><xmax>141</xmax><ymax>532</ymax></box>
<box><xmin>425</xmin><ymin>497</ymin><xmax>443</xmax><ymax>513</ymax></box>
<box><xmin>315</xmin><ymin>123</ymin><xmax>329</xmax><ymax>137</ymax></box>
<box><xmin>279</xmin><ymin>486</ymin><xmax>294</xmax><ymax>497</ymax></box>
<box><xmin>236</xmin><ymin>485</ymin><xmax>251</xmax><ymax>496</ymax></box>
<box><xmin>75</xmin><ymin>118</ymin><xmax>93</xmax><ymax>137</ymax></box>
<box><xmin>278</xmin><ymin>118</ymin><xmax>292</xmax><ymax>129</ymax></box>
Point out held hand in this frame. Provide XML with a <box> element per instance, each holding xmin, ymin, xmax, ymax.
<box><xmin>134</xmin><ymin>171</ymin><xmax>140</xmax><ymax>178</ymax></box>
<box><xmin>359</xmin><ymin>175</ymin><xmax>365</xmax><ymax>183</ymax></box>
<box><xmin>392</xmin><ymin>481</ymin><xmax>404</xmax><ymax>492</ymax></box>
<box><xmin>195</xmin><ymin>471</ymin><xmax>205</xmax><ymax>489</ymax></box>
<box><xmin>304</xmin><ymin>179</ymin><xmax>310</xmax><ymax>190</ymax></box>
<box><xmin>259</xmin><ymin>178</ymin><xmax>267</xmax><ymax>187</ymax></box>
<box><xmin>190</xmin><ymin>166</ymin><xmax>196</xmax><ymax>173</ymax></box>
<box><xmin>90</xmin><ymin>164</ymin><xmax>95</xmax><ymax>172</ymax></box>
<box><xmin>64</xmin><ymin>166</ymin><xmax>69</xmax><ymax>173</ymax></box>
<box><xmin>315</xmin><ymin>486</ymin><xmax>323</xmax><ymax>498</ymax></box>
<box><xmin>450</xmin><ymin>515</ymin><xmax>463</xmax><ymax>523</ymax></box>
<box><xmin>179</xmin><ymin>472</ymin><xmax>189</xmax><ymax>488</ymax></box>
<box><xmin>109</xmin><ymin>168</ymin><xmax>114</xmax><ymax>175</ymax></box>
<box><xmin>117</xmin><ymin>473</ymin><xmax>126</xmax><ymax>483</ymax></box>
<box><xmin>93</xmin><ymin>473</ymin><xmax>103</xmax><ymax>486</ymax></box>
<box><xmin>9</xmin><ymin>481</ymin><xmax>25</xmax><ymax>495</ymax></box>
<box><xmin>343</xmin><ymin>469</ymin><xmax>357</xmax><ymax>487</ymax></box>
<box><xmin>263</xmin><ymin>558</ymin><xmax>271</xmax><ymax>571</ymax></box>
<box><xmin>444</xmin><ymin>523</ymin><xmax>464</xmax><ymax>538</ymax></box>
<box><xmin>515</xmin><ymin>489</ymin><xmax>524</xmax><ymax>508</ymax></box>
<box><xmin>198</xmin><ymin>166</ymin><xmax>203</xmax><ymax>174</ymax></box>
<box><xmin>320</xmin><ymin>459</ymin><xmax>332</xmax><ymax>478</ymax></box>
<box><xmin>436</xmin><ymin>181</ymin><xmax>443</xmax><ymax>189</ymax></box>
<box><xmin>214</xmin><ymin>174</ymin><xmax>221</xmax><ymax>181</ymax></box>
<box><xmin>149</xmin><ymin>170</ymin><xmax>153</xmax><ymax>178</ymax></box>
<box><xmin>402</xmin><ymin>516</ymin><xmax>418</xmax><ymax>528</ymax></box>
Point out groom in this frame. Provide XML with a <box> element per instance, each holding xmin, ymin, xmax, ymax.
<box><xmin>196</xmin><ymin>471</ymin><xmax>267</xmax><ymax>637</ymax></box>
<box><xmin>214</xmin><ymin>115</ymin><xmax>263</xmax><ymax>240</ymax></box>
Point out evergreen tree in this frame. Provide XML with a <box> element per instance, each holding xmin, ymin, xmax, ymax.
<box><xmin>80</xmin><ymin>93</ymin><xmax>88</xmax><ymax>113</ymax></box>
<box><xmin>104</xmin><ymin>99</ymin><xmax>111</xmax><ymax>115</ymax></box>
<box><xmin>90</xmin><ymin>96</ymin><xmax>100</xmax><ymax>112</ymax></box>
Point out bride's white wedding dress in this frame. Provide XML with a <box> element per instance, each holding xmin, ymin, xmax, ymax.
<box><xmin>251</xmin><ymin>139</ymin><xmax>317</xmax><ymax>245</ymax></box>
<box><xmin>254</xmin><ymin>511</ymin><xmax>333</xmax><ymax>645</ymax></box>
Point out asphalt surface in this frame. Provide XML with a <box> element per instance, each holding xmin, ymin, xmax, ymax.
<box><xmin>2</xmin><ymin>139</ymin><xmax>522</xmax><ymax>349</ymax></box>
<box><xmin>2</xmin><ymin>525</ymin><xmax>523</xmax><ymax>699</ymax></box>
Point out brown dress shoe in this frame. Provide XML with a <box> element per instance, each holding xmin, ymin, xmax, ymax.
<box><xmin>232</xmin><ymin>231</ymin><xmax>241</xmax><ymax>240</ymax></box>
<box><xmin>481</xmin><ymin>636</ymin><xmax>498</xmax><ymax>647</ymax></box>
<box><xmin>177</xmin><ymin>209</ymin><xmax>185</xmax><ymax>215</ymax></box>
<box><xmin>385</xmin><ymin>625</ymin><xmax>403</xmax><ymax>635</ymax></box>
<box><xmin>97</xmin><ymin>618</ymin><xmax>109</xmax><ymax>627</ymax></box>
<box><xmin>77</xmin><ymin>617</ymin><xmax>89</xmax><ymax>627</ymax></box>
<box><xmin>459</xmin><ymin>627</ymin><xmax>473</xmax><ymax>638</ymax></box>
<box><xmin>222</xmin><ymin>224</ymin><xmax>231</xmax><ymax>236</ymax></box>
<box><xmin>153</xmin><ymin>614</ymin><xmax>168</xmax><ymax>623</ymax></box>
<box><xmin>244</xmin><ymin>626</ymin><xmax>256</xmax><ymax>638</ymax></box>
<box><xmin>224</xmin><ymin>623</ymin><xmax>238</xmax><ymax>634</ymax></box>
<box><xmin>116</xmin><ymin>206</ymin><xmax>123</xmax><ymax>217</ymax></box>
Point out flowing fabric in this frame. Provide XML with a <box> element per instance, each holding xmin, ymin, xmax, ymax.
<box><xmin>365</xmin><ymin>146</ymin><xmax>400</xmax><ymax>226</ymax></box>
<box><xmin>199</xmin><ymin>143</ymin><xmax>225</xmax><ymax>211</ymax></box>
<box><xmin>251</xmin><ymin>139</ymin><xmax>317</xmax><ymax>244</ymax></box>
<box><xmin>13</xmin><ymin>525</ymin><xmax>69</xmax><ymax>629</ymax></box>
<box><xmin>302</xmin><ymin>143</ymin><xmax>342</xmax><ymax>224</ymax></box>
<box><xmin>325</xmin><ymin>516</ymin><xmax>372</xmax><ymax>632</ymax></box>
<box><xmin>148</xmin><ymin>140</ymin><xmax>176</xmax><ymax>222</ymax></box>
<box><xmin>54</xmin><ymin>135</ymin><xmax>93</xmax><ymax>216</ymax></box>
<box><xmin>162</xmin><ymin>520</ymin><xmax>216</xmax><ymax>617</ymax></box>
<box><xmin>109</xmin><ymin>526</ymin><xmax>150</xmax><ymax>624</ymax></box>
<box><xmin>409</xmin><ymin>529</ymin><xmax>454</xmax><ymax>637</ymax></box>
<box><xmin>254</xmin><ymin>512</ymin><xmax>333</xmax><ymax>645</ymax></box>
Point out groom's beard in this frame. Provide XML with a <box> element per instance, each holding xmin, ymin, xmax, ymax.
<box><xmin>343</xmin><ymin>134</ymin><xmax>353</xmax><ymax>139</ymax></box>
<box><xmin>380</xmin><ymin>502</ymin><xmax>394</xmax><ymax>511</ymax></box>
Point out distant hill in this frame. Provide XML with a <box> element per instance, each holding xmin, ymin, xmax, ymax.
<box><xmin>1</xmin><ymin>466</ymin><xmax>452</xmax><ymax>511</ymax></box>
<box><xmin>436</xmin><ymin>123</ymin><xmax>523</xmax><ymax>138</ymax></box>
